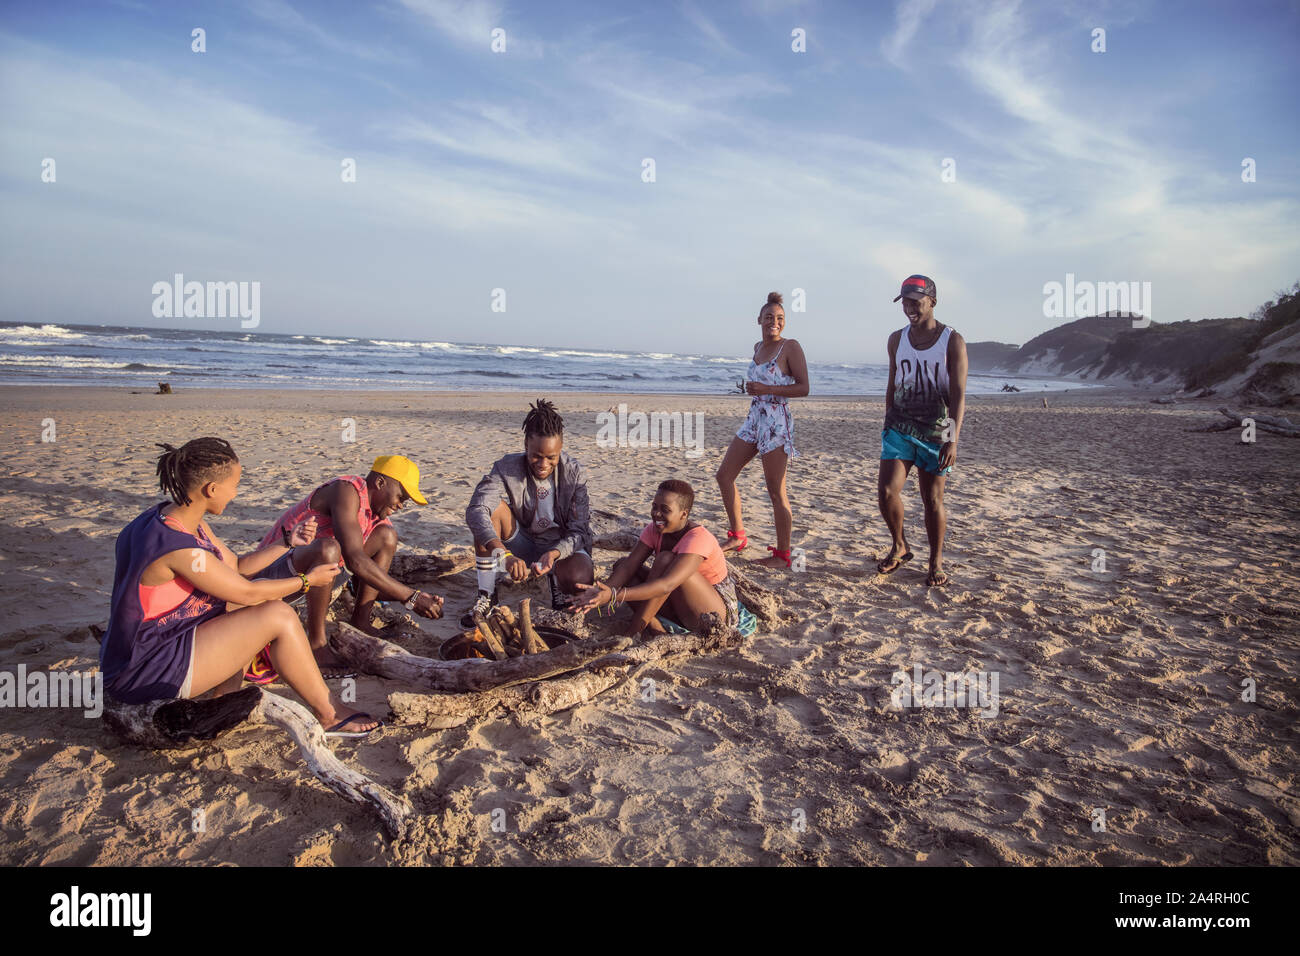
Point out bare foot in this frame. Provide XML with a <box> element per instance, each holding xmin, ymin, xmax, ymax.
<box><xmin>755</xmin><ymin>554</ymin><xmax>790</xmax><ymax>569</ymax></box>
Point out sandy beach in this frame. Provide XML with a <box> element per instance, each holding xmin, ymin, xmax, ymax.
<box><xmin>0</xmin><ymin>384</ymin><xmax>1296</xmax><ymax>866</ymax></box>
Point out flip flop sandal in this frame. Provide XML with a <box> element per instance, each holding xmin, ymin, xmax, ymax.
<box><xmin>324</xmin><ymin>712</ymin><xmax>382</xmax><ymax>738</ymax></box>
<box><xmin>876</xmin><ymin>551</ymin><xmax>914</xmax><ymax>575</ymax></box>
<box><xmin>926</xmin><ymin>570</ymin><xmax>950</xmax><ymax>588</ymax></box>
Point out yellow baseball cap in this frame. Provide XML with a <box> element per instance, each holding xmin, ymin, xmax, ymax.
<box><xmin>371</xmin><ymin>455</ymin><xmax>427</xmax><ymax>506</ymax></box>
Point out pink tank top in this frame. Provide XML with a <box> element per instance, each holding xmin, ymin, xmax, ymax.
<box><xmin>138</xmin><ymin>514</ymin><xmax>222</xmax><ymax>620</ymax></box>
<box><xmin>259</xmin><ymin>475</ymin><xmax>392</xmax><ymax>563</ymax></box>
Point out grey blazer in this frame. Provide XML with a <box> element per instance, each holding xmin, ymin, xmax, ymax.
<box><xmin>465</xmin><ymin>451</ymin><xmax>592</xmax><ymax>560</ymax></box>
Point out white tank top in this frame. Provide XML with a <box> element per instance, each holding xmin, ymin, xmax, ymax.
<box><xmin>885</xmin><ymin>325</ymin><xmax>952</xmax><ymax>441</ymax></box>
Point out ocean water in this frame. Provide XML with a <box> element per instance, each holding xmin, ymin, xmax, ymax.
<box><xmin>0</xmin><ymin>322</ymin><xmax>1083</xmax><ymax>395</ymax></box>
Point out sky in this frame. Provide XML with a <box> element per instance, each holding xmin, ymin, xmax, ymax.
<box><xmin>1</xmin><ymin>0</ymin><xmax>1297</xmax><ymax>364</ymax></box>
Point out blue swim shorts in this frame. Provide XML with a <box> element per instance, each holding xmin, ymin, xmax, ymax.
<box><xmin>880</xmin><ymin>427</ymin><xmax>953</xmax><ymax>476</ymax></box>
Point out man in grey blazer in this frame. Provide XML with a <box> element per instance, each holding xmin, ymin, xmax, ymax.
<box><xmin>462</xmin><ymin>399</ymin><xmax>595</xmax><ymax>625</ymax></box>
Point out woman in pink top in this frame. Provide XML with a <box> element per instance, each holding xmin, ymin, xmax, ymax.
<box><xmin>572</xmin><ymin>479</ymin><xmax>738</xmax><ymax>636</ymax></box>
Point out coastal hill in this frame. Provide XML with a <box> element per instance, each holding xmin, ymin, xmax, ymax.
<box><xmin>966</xmin><ymin>284</ymin><xmax>1300</xmax><ymax>404</ymax></box>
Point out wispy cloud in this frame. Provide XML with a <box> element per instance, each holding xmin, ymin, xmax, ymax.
<box><xmin>882</xmin><ymin>0</ymin><xmax>938</xmax><ymax>68</ymax></box>
<box><xmin>396</xmin><ymin>0</ymin><xmax>542</xmax><ymax>56</ymax></box>
<box><xmin>679</xmin><ymin>2</ymin><xmax>743</xmax><ymax>57</ymax></box>
<box><xmin>243</xmin><ymin>0</ymin><xmax>410</xmax><ymax>64</ymax></box>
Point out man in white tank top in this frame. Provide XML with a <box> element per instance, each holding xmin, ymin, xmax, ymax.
<box><xmin>876</xmin><ymin>275</ymin><xmax>968</xmax><ymax>587</ymax></box>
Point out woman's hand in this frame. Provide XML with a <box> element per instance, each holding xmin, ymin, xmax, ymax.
<box><xmin>305</xmin><ymin>562</ymin><xmax>339</xmax><ymax>589</ymax></box>
<box><xmin>290</xmin><ymin>516</ymin><xmax>318</xmax><ymax>547</ymax></box>
<box><xmin>745</xmin><ymin>381</ymin><xmax>768</xmax><ymax>397</ymax></box>
<box><xmin>571</xmin><ymin>580</ymin><xmax>612</xmax><ymax>616</ymax></box>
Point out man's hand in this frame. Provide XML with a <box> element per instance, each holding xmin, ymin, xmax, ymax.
<box><xmin>412</xmin><ymin>591</ymin><xmax>444</xmax><ymax>619</ymax></box>
<box><xmin>938</xmin><ymin>440</ymin><xmax>958</xmax><ymax>470</ymax></box>
<box><xmin>504</xmin><ymin>554</ymin><xmax>531</xmax><ymax>583</ymax></box>
<box><xmin>532</xmin><ymin>549</ymin><xmax>560</xmax><ymax>577</ymax></box>
<box><xmin>289</xmin><ymin>516</ymin><xmax>318</xmax><ymax>547</ymax></box>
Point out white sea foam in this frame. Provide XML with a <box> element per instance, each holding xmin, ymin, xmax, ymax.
<box><xmin>0</xmin><ymin>324</ymin><xmax>87</xmax><ymax>344</ymax></box>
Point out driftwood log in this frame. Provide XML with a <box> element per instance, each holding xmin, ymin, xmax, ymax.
<box><xmin>389</xmin><ymin>610</ymin><xmax>743</xmax><ymax>727</ymax></box>
<box><xmin>389</xmin><ymin>552</ymin><xmax>473</xmax><ymax>580</ymax></box>
<box><xmin>329</xmin><ymin>620</ymin><xmax>630</xmax><ymax>691</ymax></box>
<box><xmin>1189</xmin><ymin>406</ymin><xmax>1300</xmax><ymax>436</ymax></box>
<box><xmin>102</xmin><ymin>687</ymin><xmax>412</xmax><ymax>838</ymax></box>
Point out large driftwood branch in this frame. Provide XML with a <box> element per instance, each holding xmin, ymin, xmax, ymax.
<box><xmin>1220</xmin><ymin>407</ymin><xmax>1300</xmax><ymax>435</ymax></box>
<box><xmin>389</xmin><ymin>551</ymin><xmax>475</xmax><ymax>581</ymax></box>
<box><xmin>594</xmin><ymin>530</ymin><xmax>643</xmax><ymax>552</ymax></box>
<box><xmin>101</xmin><ymin>685</ymin><xmax>264</xmax><ymax>748</ymax></box>
<box><xmin>101</xmin><ymin>687</ymin><xmax>412</xmax><ymax>838</ymax></box>
<box><xmin>329</xmin><ymin>620</ymin><xmax>630</xmax><ymax>691</ymax></box>
<box><xmin>252</xmin><ymin>692</ymin><xmax>411</xmax><ymax>839</ymax></box>
<box><xmin>389</xmin><ymin>611</ymin><xmax>743</xmax><ymax>727</ymax></box>
<box><xmin>728</xmin><ymin>565</ymin><xmax>783</xmax><ymax>627</ymax></box>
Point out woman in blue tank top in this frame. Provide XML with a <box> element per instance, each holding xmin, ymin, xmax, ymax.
<box><xmin>101</xmin><ymin>437</ymin><xmax>382</xmax><ymax>737</ymax></box>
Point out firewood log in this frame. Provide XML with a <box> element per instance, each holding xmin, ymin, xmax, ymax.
<box><xmin>519</xmin><ymin>599</ymin><xmax>550</xmax><ymax>655</ymax></box>
<box><xmin>473</xmin><ymin>616</ymin><xmax>508</xmax><ymax>661</ymax></box>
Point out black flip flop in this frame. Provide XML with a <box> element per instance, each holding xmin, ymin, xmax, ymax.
<box><xmin>876</xmin><ymin>551</ymin><xmax>914</xmax><ymax>575</ymax></box>
<box><xmin>324</xmin><ymin>712</ymin><xmax>382</xmax><ymax>738</ymax></box>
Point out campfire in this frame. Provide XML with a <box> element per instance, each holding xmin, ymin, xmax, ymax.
<box><xmin>440</xmin><ymin>598</ymin><xmax>570</xmax><ymax>660</ymax></box>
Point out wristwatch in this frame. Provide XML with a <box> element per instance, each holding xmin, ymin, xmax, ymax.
<box><xmin>403</xmin><ymin>590</ymin><xmax>420</xmax><ymax>609</ymax></box>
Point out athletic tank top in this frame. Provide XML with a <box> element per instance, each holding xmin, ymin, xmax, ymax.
<box><xmin>258</xmin><ymin>475</ymin><xmax>392</xmax><ymax>562</ymax></box>
<box><xmin>884</xmin><ymin>325</ymin><xmax>952</xmax><ymax>442</ymax></box>
<box><xmin>101</xmin><ymin>503</ymin><xmax>226</xmax><ymax>703</ymax></box>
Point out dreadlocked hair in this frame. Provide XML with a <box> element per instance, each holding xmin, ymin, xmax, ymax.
<box><xmin>658</xmin><ymin>478</ymin><xmax>695</xmax><ymax>514</ymax></box>
<box><xmin>523</xmin><ymin>398</ymin><xmax>564</xmax><ymax>439</ymax></box>
<box><xmin>155</xmin><ymin>437</ymin><xmax>238</xmax><ymax>506</ymax></box>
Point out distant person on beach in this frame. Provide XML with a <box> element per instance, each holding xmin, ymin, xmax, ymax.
<box><xmin>716</xmin><ymin>291</ymin><xmax>810</xmax><ymax>569</ymax></box>
<box><xmin>571</xmin><ymin>479</ymin><xmax>739</xmax><ymax>636</ymax></box>
<box><xmin>100</xmin><ymin>438</ymin><xmax>380</xmax><ymax>737</ymax></box>
<box><xmin>877</xmin><ymin>275</ymin><xmax>968</xmax><ymax>587</ymax></box>
<box><xmin>256</xmin><ymin>455</ymin><xmax>444</xmax><ymax>679</ymax></box>
<box><xmin>462</xmin><ymin>399</ymin><xmax>594</xmax><ymax>625</ymax></box>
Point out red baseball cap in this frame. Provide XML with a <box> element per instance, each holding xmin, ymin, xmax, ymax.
<box><xmin>893</xmin><ymin>275</ymin><xmax>937</xmax><ymax>302</ymax></box>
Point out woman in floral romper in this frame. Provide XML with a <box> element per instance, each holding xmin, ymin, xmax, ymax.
<box><xmin>715</xmin><ymin>291</ymin><xmax>811</xmax><ymax>569</ymax></box>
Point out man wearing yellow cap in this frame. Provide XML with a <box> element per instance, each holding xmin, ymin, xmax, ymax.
<box><xmin>253</xmin><ymin>455</ymin><xmax>444</xmax><ymax>677</ymax></box>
